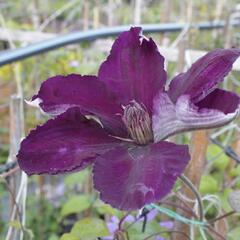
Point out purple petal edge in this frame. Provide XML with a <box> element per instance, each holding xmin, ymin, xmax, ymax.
<box><xmin>168</xmin><ymin>48</ymin><xmax>240</xmax><ymax>103</ymax></box>
<box><xmin>98</xmin><ymin>27</ymin><xmax>167</xmax><ymax>113</ymax></box>
<box><xmin>152</xmin><ymin>90</ymin><xmax>239</xmax><ymax>142</ymax></box>
<box><xmin>17</xmin><ymin>107</ymin><xmax>121</xmax><ymax>175</ymax></box>
<box><xmin>31</xmin><ymin>74</ymin><xmax>127</xmax><ymax>137</ymax></box>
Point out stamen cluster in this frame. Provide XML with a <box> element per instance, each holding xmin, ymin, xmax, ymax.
<box><xmin>122</xmin><ymin>101</ymin><xmax>153</xmax><ymax>145</ymax></box>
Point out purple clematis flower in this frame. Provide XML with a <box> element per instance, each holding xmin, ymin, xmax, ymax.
<box><xmin>17</xmin><ymin>27</ymin><xmax>240</xmax><ymax>211</ymax></box>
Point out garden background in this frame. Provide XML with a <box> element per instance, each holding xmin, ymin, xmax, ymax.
<box><xmin>0</xmin><ymin>0</ymin><xmax>240</xmax><ymax>239</ymax></box>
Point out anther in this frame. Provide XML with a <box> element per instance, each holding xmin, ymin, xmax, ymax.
<box><xmin>122</xmin><ymin>101</ymin><xmax>153</xmax><ymax>145</ymax></box>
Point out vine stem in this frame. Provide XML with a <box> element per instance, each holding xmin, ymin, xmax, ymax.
<box><xmin>179</xmin><ymin>174</ymin><xmax>204</xmax><ymax>221</ymax></box>
<box><xmin>173</xmin><ymin>130</ymin><xmax>208</xmax><ymax>240</ymax></box>
<box><xmin>118</xmin><ymin>212</ymin><xmax>131</xmax><ymax>230</ymax></box>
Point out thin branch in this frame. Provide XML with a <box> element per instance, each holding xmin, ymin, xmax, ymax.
<box><xmin>0</xmin><ymin>166</ymin><xmax>19</xmax><ymax>178</ymax></box>
<box><xmin>210</xmin><ymin>138</ymin><xmax>240</xmax><ymax>163</ymax></box>
<box><xmin>0</xmin><ymin>161</ymin><xmax>17</xmax><ymax>175</ymax></box>
<box><xmin>118</xmin><ymin>212</ymin><xmax>131</xmax><ymax>230</ymax></box>
<box><xmin>5</xmin><ymin>172</ymin><xmax>28</xmax><ymax>240</ymax></box>
<box><xmin>208</xmin><ymin>211</ymin><xmax>235</xmax><ymax>224</ymax></box>
<box><xmin>1</xmin><ymin>178</ymin><xmax>25</xmax><ymax>233</ymax></box>
<box><xmin>207</xmin><ymin>225</ymin><xmax>227</xmax><ymax>240</ymax></box>
<box><xmin>38</xmin><ymin>0</ymin><xmax>80</xmax><ymax>31</ymax></box>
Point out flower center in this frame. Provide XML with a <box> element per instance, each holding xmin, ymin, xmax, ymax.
<box><xmin>122</xmin><ymin>101</ymin><xmax>153</xmax><ymax>145</ymax></box>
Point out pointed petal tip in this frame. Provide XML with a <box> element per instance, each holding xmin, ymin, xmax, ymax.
<box><xmin>25</xmin><ymin>97</ymin><xmax>42</xmax><ymax>108</ymax></box>
<box><xmin>98</xmin><ymin>26</ymin><xmax>167</xmax><ymax>113</ymax></box>
<box><xmin>169</xmin><ymin>48</ymin><xmax>240</xmax><ymax>103</ymax></box>
<box><xmin>31</xmin><ymin>74</ymin><xmax>127</xmax><ymax>136</ymax></box>
<box><xmin>129</xmin><ymin>26</ymin><xmax>142</xmax><ymax>33</ymax></box>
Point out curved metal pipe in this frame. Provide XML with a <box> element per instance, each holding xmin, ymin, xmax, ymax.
<box><xmin>0</xmin><ymin>21</ymin><xmax>239</xmax><ymax>66</ymax></box>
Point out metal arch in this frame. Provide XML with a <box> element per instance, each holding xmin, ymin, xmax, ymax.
<box><xmin>0</xmin><ymin>21</ymin><xmax>239</xmax><ymax>66</ymax></box>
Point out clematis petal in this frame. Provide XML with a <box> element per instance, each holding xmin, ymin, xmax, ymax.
<box><xmin>152</xmin><ymin>91</ymin><xmax>239</xmax><ymax>142</ymax></box>
<box><xmin>98</xmin><ymin>27</ymin><xmax>167</xmax><ymax>113</ymax></box>
<box><xmin>195</xmin><ymin>88</ymin><xmax>239</xmax><ymax>114</ymax></box>
<box><xmin>93</xmin><ymin>142</ymin><xmax>190</xmax><ymax>210</ymax></box>
<box><xmin>32</xmin><ymin>74</ymin><xmax>127</xmax><ymax>137</ymax></box>
<box><xmin>17</xmin><ymin>107</ymin><xmax>121</xmax><ymax>175</ymax></box>
<box><xmin>168</xmin><ymin>48</ymin><xmax>240</xmax><ymax>103</ymax></box>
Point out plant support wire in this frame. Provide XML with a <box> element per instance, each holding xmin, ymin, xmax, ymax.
<box><xmin>0</xmin><ymin>20</ymin><xmax>239</xmax><ymax>66</ymax></box>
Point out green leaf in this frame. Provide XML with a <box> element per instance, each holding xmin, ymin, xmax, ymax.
<box><xmin>64</xmin><ymin>169</ymin><xmax>89</xmax><ymax>187</ymax></box>
<box><xmin>199</xmin><ymin>175</ymin><xmax>218</xmax><ymax>194</ymax></box>
<box><xmin>127</xmin><ymin>221</ymin><xmax>166</xmax><ymax>240</ymax></box>
<box><xmin>207</xmin><ymin>144</ymin><xmax>229</xmax><ymax>171</ymax></box>
<box><xmin>60</xmin><ymin>233</ymin><xmax>79</xmax><ymax>240</ymax></box>
<box><xmin>211</xmin><ymin>172</ymin><xmax>224</xmax><ymax>183</ymax></box>
<box><xmin>229</xmin><ymin>165</ymin><xmax>240</xmax><ymax>177</ymax></box>
<box><xmin>49</xmin><ymin>234</ymin><xmax>59</xmax><ymax>240</ymax></box>
<box><xmin>94</xmin><ymin>199</ymin><xmax>120</xmax><ymax>216</ymax></box>
<box><xmin>207</xmin><ymin>144</ymin><xmax>222</xmax><ymax>159</ymax></box>
<box><xmin>60</xmin><ymin>195</ymin><xmax>92</xmax><ymax>217</ymax></box>
<box><xmin>212</xmin><ymin>155</ymin><xmax>229</xmax><ymax>171</ymax></box>
<box><xmin>71</xmin><ymin>218</ymin><xmax>109</xmax><ymax>240</ymax></box>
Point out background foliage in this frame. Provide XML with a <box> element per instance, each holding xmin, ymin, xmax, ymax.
<box><xmin>0</xmin><ymin>0</ymin><xmax>240</xmax><ymax>239</ymax></box>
